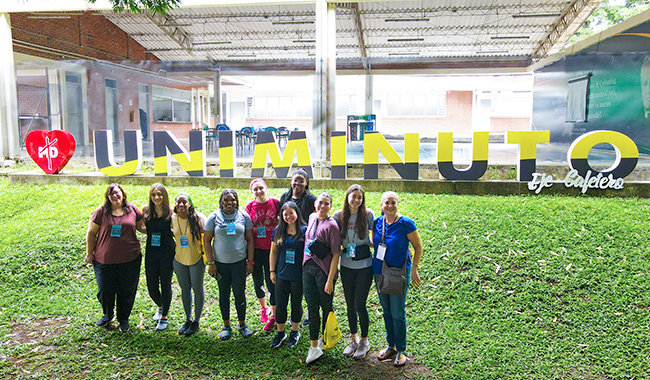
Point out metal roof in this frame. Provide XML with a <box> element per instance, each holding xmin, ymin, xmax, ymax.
<box><xmin>96</xmin><ymin>0</ymin><xmax>600</xmax><ymax>72</ymax></box>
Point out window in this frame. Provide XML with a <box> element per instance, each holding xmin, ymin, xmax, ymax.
<box><xmin>384</xmin><ymin>93</ymin><xmax>446</xmax><ymax>117</ymax></box>
<box><xmin>152</xmin><ymin>85</ymin><xmax>191</xmax><ymax>122</ymax></box>
<box><xmin>249</xmin><ymin>96</ymin><xmax>312</xmax><ymax>118</ymax></box>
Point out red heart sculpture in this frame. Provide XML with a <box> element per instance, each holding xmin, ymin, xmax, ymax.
<box><xmin>25</xmin><ymin>130</ymin><xmax>76</xmax><ymax>174</ymax></box>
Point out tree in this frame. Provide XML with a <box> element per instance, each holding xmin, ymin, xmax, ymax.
<box><xmin>566</xmin><ymin>0</ymin><xmax>650</xmax><ymax>47</ymax></box>
<box><xmin>88</xmin><ymin>0</ymin><xmax>180</xmax><ymax>15</ymax></box>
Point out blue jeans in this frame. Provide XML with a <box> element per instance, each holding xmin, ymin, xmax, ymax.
<box><xmin>376</xmin><ymin>271</ymin><xmax>410</xmax><ymax>352</ymax></box>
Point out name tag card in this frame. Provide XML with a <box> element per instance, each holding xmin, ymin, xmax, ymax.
<box><xmin>286</xmin><ymin>249</ymin><xmax>295</xmax><ymax>264</ymax></box>
<box><xmin>111</xmin><ymin>224</ymin><xmax>121</xmax><ymax>238</ymax></box>
<box><xmin>180</xmin><ymin>236</ymin><xmax>189</xmax><ymax>248</ymax></box>
<box><xmin>346</xmin><ymin>244</ymin><xmax>356</xmax><ymax>258</ymax></box>
<box><xmin>376</xmin><ymin>244</ymin><xmax>387</xmax><ymax>261</ymax></box>
<box><xmin>226</xmin><ymin>222</ymin><xmax>236</xmax><ymax>235</ymax></box>
<box><xmin>304</xmin><ymin>239</ymin><xmax>312</xmax><ymax>257</ymax></box>
<box><xmin>152</xmin><ymin>233</ymin><xmax>161</xmax><ymax>247</ymax></box>
<box><xmin>257</xmin><ymin>226</ymin><xmax>266</xmax><ymax>238</ymax></box>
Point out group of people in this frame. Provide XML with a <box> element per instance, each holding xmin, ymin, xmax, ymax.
<box><xmin>85</xmin><ymin>169</ymin><xmax>423</xmax><ymax>367</ymax></box>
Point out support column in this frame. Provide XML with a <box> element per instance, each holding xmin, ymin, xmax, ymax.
<box><xmin>191</xmin><ymin>88</ymin><xmax>197</xmax><ymax>130</ymax></box>
<box><xmin>0</xmin><ymin>13</ymin><xmax>19</xmax><ymax>160</ymax></box>
<box><xmin>365</xmin><ymin>74</ymin><xmax>373</xmax><ymax>115</ymax></box>
<box><xmin>313</xmin><ymin>0</ymin><xmax>336</xmax><ymax>164</ymax></box>
<box><xmin>213</xmin><ymin>69</ymin><xmax>222</xmax><ymax>126</ymax></box>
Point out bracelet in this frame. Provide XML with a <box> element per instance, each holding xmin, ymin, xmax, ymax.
<box><xmin>270</xmin><ymin>270</ymin><xmax>275</xmax><ymax>273</ymax></box>
<box><xmin>207</xmin><ymin>261</ymin><xmax>215</xmax><ymax>265</ymax></box>
<box><xmin>247</xmin><ymin>261</ymin><xmax>255</xmax><ymax>265</ymax></box>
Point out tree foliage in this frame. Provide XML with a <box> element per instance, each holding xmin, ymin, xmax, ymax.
<box><xmin>567</xmin><ymin>0</ymin><xmax>650</xmax><ymax>47</ymax></box>
<box><xmin>88</xmin><ymin>0</ymin><xmax>181</xmax><ymax>15</ymax></box>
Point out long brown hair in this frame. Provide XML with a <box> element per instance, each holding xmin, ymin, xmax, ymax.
<box><xmin>102</xmin><ymin>183</ymin><xmax>132</xmax><ymax>214</ymax></box>
<box><xmin>273</xmin><ymin>201</ymin><xmax>306</xmax><ymax>245</ymax></box>
<box><xmin>341</xmin><ymin>184</ymin><xmax>369</xmax><ymax>240</ymax></box>
<box><xmin>145</xmin><ymin>183</ymin><xmax>171</xmax><ymax>222</ymax></box>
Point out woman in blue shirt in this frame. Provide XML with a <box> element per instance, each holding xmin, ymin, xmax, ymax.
<box><xmin>373</xmin><ymin>191</ymin><xmax>423</xmax><ymax>367</ymax></box>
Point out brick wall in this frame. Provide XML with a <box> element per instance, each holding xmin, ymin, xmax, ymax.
<box><xmin>11</xmin><ymin>12</ymin><xmax>155</xmax><ymax>61</ymax></box>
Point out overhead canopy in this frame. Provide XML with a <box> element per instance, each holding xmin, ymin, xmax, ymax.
<box><xmin>8</xmin><ymin>0</ymin><xmax>601</xmax><ymax>73</ymax></box>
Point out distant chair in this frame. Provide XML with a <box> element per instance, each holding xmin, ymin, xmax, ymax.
<box><xmin>237</xmin><ymin>126</ymin><xmax>256</xmax><ymax>154</ymax></box>
<box><xmin>216</xmin><ymin>124</ymin><xmax>230</xmax><ymax>131</ymax></box>
<box><xmin>277</xmin><ymin>126</ymin><xmax>290</xmax><ymax>146</ymax></box>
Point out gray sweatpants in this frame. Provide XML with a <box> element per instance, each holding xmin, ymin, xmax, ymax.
<box><xmin>173</xmin><ymin>258</ymin><xmax>205</xmax><ymax>322</ymax></box>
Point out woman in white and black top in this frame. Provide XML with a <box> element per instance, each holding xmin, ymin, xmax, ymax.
<box><xmin>333</xmin><ymin>184</ymin><xmax>374</xmax><ymax>359</ymax></box>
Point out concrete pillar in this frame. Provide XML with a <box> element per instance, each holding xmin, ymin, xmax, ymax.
<box><xmin>365</xmin><ymin>74</ymin><xmax>373</xmax><ymax>115</ymax></box>
<box><xmin>313</xmin><ymin>0</ymin><xmax>336</xmax><ymax>164</ymax></box>
<box><xmin>213</xmin><ymin>69</ymin><xmax>222</xmax><ymax>126</ymax></box>
<box><xmin>0</xmin><ymin>13</ymin><xmax>19</xmax><ymax>159</ymax></box>
<box><xmin>191</xmin><ymin>88</ymin><xmax>197</xmax><ymax>130</ymax></box>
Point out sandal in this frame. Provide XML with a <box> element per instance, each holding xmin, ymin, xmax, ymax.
<box><xmin>378</xmin><ymin>347</ymin><xmax>397</xmax><ymax>361</ymax></box>
<box><xmin>394</xmin><ymin>352</ymin><xmax>407</xmax><ymax>367</ymax></box>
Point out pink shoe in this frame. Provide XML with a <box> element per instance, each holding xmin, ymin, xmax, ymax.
<box><xmin>260</xmin><ymin>307</ymin><xmax>270</xmax><ymax>324</ymax></box>
<box><xmin>263</xmin><ymin>315</ymin><xmax>276</xmax><ymax>332</ymax></box>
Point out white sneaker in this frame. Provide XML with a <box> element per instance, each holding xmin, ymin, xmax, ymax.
<box><xmin>353</xmin><ymin>339</ymin><xmax>370</xmax><ymax>359</ymax></box>
<box><xmin>343</xmin><ymin>338</ymin><xmax>359</xmax><ymax>356</ymax></box>
<box><xmin>305</xmin><ymin>346</ymin><xmax>323</xmax><ymax>364</ymax></box>
<box><xmin>317</xmin><ymin>338</ymin><xmax>324</xmax><ymax>350</ymax></box>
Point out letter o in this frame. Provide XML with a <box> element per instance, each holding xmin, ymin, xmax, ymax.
<box><xmin>567</xmin><ymin>131</ymin><xmax>638</xmax><ymax>179</ymax></box>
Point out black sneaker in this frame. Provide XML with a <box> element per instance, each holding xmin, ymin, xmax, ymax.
<box><xmin>286</xmin><ymin>330</ymin><xmax>301</xmax><ymax>348</ymax></box>
<box><xmin>118</xmin><ymin>320</ymin><xmax>130</xmax><ymax>332</ymax></box>
<box><xmin>178</xmin><ymin>320</ymin><xmax>192</xmax><ymax>335</ymax></box>
<box><xmin>184</xmin><ymin>321</ymin><xmax>199</xmax><ymax>336</ymax></box>
<box><xmin>270</xmin><ymin>331</ymin><xmax>286</xmax><ymax>348</ymax></box>
<box><xmin>95</xmin><ymin>315</ymin><xmax>114</xmax><ymax>327</ymax></box>
<box><xmin>301</xmin><ymin>317</ymin><xmax>309</xmax><ymax>328</ymax></box>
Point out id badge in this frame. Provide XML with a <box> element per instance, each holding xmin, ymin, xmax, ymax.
<box><xmin>151</xmin><ymin>233</ymin><xmax>161</xmax><ymax>247</ymax></box>
<box><xmin>257</xmin><ymin>226</ymin><xmax>266</xmax><ymax>238</ymax></box>
<box><xmin>180</xmin><ymin>236</ymin><xmax>189</xmax><ymax>248</ymax></box>
<box><xmin>346</xmin><ymin>244</ymin><xmax>356</xmax><ymax>258</ymax></box>
<box><xmin>286</xmin><ymin>249</ymin><xmax>295</xmax><ymax>264</ymax></box>
<box><xmin>226</xmin><ymin>222</ymin><xmax>236</xmax><ymax>235</ymax></box>
<box><xmin>304</xmin><ymin>239</ymin><xmax>312</xmax><ymax>257</ymax></box>
<box><xmin>376</xmin><ymin>243</ymin><xmax>387</xmax><ymax>261</ymax></box>
<box><xmin>110</xmin><ymin>224</ymin><xmax>121</xmax><ymax>237</ymax></box>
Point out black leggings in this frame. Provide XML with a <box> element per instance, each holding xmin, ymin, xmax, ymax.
<box><xmin>340</xmin><ymin>266</ymin><xmax>373</xmax><ymax>337</ymax></box>
<box><xmin>302</xmin><ymin>260</ymin><xmax>334</xmax><ymax>341</ymax></box>
<box><xmin>252</xmin><ymin>248</ymin><xmax>276</xmax><ymax>305</ymax></box>
<box><xmin>275</xmin><ymin>277</ymin><xmax>303</xmax><ymax>325</ymax></box>
<box><xmin>145</xmin><ymin>249</ymin><xmax>175</xmax><ymax>316</ymax></box>
<box><xmin>216</xmin><ymin>260</ymin><xmax>247</xmax><ymax>322</ymax></box>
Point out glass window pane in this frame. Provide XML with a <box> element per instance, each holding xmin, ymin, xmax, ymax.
<box><xmin>153</xmin><ymin>97</ymin><xmax>172</xmax><ymax>121</ymax></box>
<box><xmin>267</xmin><ymin>97</ymin><xmax>279</xmax><ymax>118</ymax></box>
<box><xmin>172</xmin><ymin>100</ymin><xmax>190</xmax><ymax>122</ymax></box>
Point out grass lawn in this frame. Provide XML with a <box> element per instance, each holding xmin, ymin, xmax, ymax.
<box><xmin>1</xmin><ymin>178</ymin><xmax>650</xmax><ymax>379</ymax></box>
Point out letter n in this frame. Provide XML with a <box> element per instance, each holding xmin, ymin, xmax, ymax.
<box><xmin>331</xmin><ymin>131</ymin><xmax>347</xmax><ymax>179</ymax></box>
<box><xmin>363</xmin><ymin>131</ymin><xmax>419</xmax><ymax>180</ymax></box>
<box><xmin>219</xmin><ymin>130</ymin><xmax>236</xmax><ymax>178</ymax></box>
<box><xmin>153</xmin><ymin>130</ymin><xmax>205</xmax><ymax>177</ymax></box>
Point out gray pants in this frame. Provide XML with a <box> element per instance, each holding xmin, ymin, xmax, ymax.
<box><xmin>173</xmin><ymin>258</ymin><xmax>205</xmax><ymax>322</ymax></box>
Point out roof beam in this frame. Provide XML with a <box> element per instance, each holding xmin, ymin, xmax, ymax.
<box><xmin>530</xmin><ymin>0</ymin><xmax>601</xmax><ymax>63</ymax></box>
<box><xmin>144</xmin><ymin>10</ymin><xmax>196</xmax><ymax>59</ymax></box>
<box><xmin>337</xmin><ymin>3</ymin><xmax>369</xmax><ymax>71</ymax></box>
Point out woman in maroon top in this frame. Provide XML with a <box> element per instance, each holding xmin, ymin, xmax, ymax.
<box><xmin>85</xmin><ymin>184</ymin><xmax>145</xmax><ymax>332</ymax></box>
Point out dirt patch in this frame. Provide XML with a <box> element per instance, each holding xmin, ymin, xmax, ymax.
<box><xmin>346</xmin><ymin>350</ymin><xmax>436</xmax><ymax>380</ymax></box>
<box><xmin>5</xmin><ymin>317</ymin><xmax>71</xmax><ymax>345</ymax></box>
